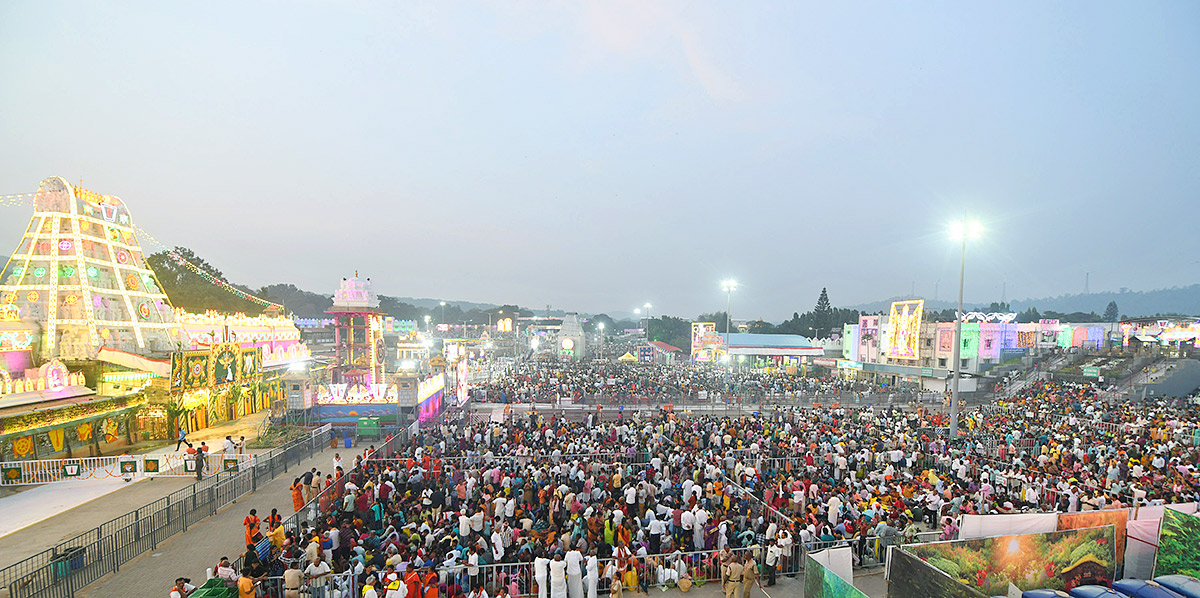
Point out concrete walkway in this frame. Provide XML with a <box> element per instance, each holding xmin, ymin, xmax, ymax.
<box><xmin>0</xmin><ymin>412</ymin><xmax>271</xmax><ymax>542</ymax></box>
<box><xmin>76</xmin><ymin>446</ymin><xmax>340</xmax><ymax>598</ymax></box>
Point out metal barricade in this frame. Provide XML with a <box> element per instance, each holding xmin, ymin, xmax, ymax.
<box><xmin>0</xmin><ymin>427</ymin><xmax>328</xmax><ymax>598</ymax></box>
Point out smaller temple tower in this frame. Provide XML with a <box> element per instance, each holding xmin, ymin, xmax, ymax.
<box><xmin>556</xmin><ymin>313</ymin><xmax>586</xmax><ymax>360</ymax></box>
<box><xmin>327</xmin><ymin>274</ymin><xmax>385</xmax><ymax>386</ymax></box>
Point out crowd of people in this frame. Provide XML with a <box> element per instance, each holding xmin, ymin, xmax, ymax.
<box><xmin>475</xmin><ymin>361</ymin><xmax>908</xmax><ymax>405</ymax></box>
<box><xmin>194</xmin><ymin>363</ymin><xmax>1200</xmax><ymax>598</ymax></box>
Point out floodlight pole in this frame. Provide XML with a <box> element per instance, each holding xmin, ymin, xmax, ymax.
<box><xmin>949</xmin><ymin>234</ymin><xmax>966</xmax><ymax>437</ymax></box>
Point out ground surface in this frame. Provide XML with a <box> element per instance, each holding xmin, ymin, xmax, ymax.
<box><xmin>0</xmin><ymin>412</ymin><xmax>273</xmax><ymax>567</ymax></box>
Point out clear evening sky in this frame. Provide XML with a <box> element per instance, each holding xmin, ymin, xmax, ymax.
<box><xmin>1</xmin><ymin>2</ymin><xmax>1197</xmax><ymax>321</ymax></box>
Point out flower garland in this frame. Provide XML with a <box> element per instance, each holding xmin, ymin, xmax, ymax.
<box><xmin>0</xmin><ymin>395</ymin><xmax>146</xmax><ymax>436</ymax></box>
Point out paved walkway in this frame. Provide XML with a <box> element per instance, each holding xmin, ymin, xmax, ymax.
<box><xmin>76</xmin><ymin>446</ymin><xmax>340</xmax><ymax>598</ymax></box>
<box><xmin>0</xmin><ymin>412</ymin><xmax>270</xmax><ymax>542</ymax></box>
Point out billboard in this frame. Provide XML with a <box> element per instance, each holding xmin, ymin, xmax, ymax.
<box><xmin>804</xmin><ymin>552</ymin><xmax>869</xmax><ymax>598</ymax></box>
<box><xmin>690</xmin><ymin>322</ymin><xmax>720</xmax><ymax>362</ymax></box>
<box><xmin>888</xmin><ymin>548</ymin><xmax>988</xmax><ymax>598</ymax></box>
<box><xmin>1155</xmin><ymin>505</ymin><xmax>1200</xmax><ymax>578</ymax></box>
<box><xmin>886</xmin><ymin>300</ymin><xmax>924</xmax><ymax>360</ymax></box>
<box><xmin>418</xmin><ymin>374</ymin><xmax>444</xmax><ymax>422</ymax></box>
<box><xmin>456</xmin><ymin>358</ymin><xmax>469</xmax><ymax>407</ymax></box>
<box><xmin>903</xmin><ymin>526</ymin><xmax>1116</xmax><ymax>595</ymax></box>
<box><xmin>638</xmin><ymin>346</ymin><xmax>654</xmax><ymax>363</ymax></box>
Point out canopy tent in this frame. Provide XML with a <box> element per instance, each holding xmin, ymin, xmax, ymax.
<box><xmin>617</xmin><ymin>352</ymin><xmax>638</xmax><ymax>363</ymax></box>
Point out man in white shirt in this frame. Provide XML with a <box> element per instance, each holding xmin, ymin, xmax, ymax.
<box><xmin>304</xmin><ymin>554</ymin><xmax>332</xmax><ymax>598</ymax></box>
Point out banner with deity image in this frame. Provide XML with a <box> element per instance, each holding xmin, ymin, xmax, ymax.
<box><xmin>885</xmin><ymin>300</ymin><xmax>924</xmax><ymax>360</ymax></box>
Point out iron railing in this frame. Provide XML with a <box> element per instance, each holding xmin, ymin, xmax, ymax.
<box><xmin>0</xmin><ymin>452</ymin><xmax>257</xmax><ymax>486</ymax></box>
<box><xmin>0</xmin><ymin>424</ymin><xmax>332</xmax><ymax>598</ymax></box>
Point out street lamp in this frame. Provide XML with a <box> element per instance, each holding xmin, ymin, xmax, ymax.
<box><xmin>721</xmin><ymin>279</ymin><xmax>738</xmax><ymax>347</ymax></box>
<box><xmin>424</xmin><ymin>315</ymin><xmax>431</xmax><ymax>332</ymax></box>
<box><xmin>598</xmin><ymin>322</ymin><xmax>605</xmax><ymax>356</ymax></box>
<box><xmin>440</xmin><ymin>301</ymin><xmax>447</xmax><ymax>333</ymax></box>
<box><xmin>948</xmin><ymin>219</ymin><xmax>983</xmax><ymax>438</ymax></box>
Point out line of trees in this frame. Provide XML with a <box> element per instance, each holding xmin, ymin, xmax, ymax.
<box><xmin>149</xmin><ymin>247</ymin><xmax>538</xmax><ymax>324</ymax></box>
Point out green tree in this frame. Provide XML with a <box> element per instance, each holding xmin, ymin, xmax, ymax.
<box><xmin>746</xmin><ymin>319</ymin><xmax>777</xmax><ymax>333</ymax></box>
<box><xmin>647</xmin><ymin>316</ymin><xmax>692</xmax><ymax>350</ymax></box>
<box><xmin>584</xmin><ymin>313</ymin><xmax>617</xmax><ymax>333</ymax></box>
<box><xmin>1103</xmin><ymin>301</ymin><xmax>1119</xmax><ymax>322</ymax></box>
<box><xmin>812</xmin><ymin>288</ymin><xmax>834</xmax><ymax>338</ymax></box>
<box><xmin>1016</xmin><ymin>307</ymin><xmax>1041</xmax><ymax>323</ymax></box>
<box><xmin>147</xmin><ymin>247</ymin><xmax>265</xmax><ymax>314</ymax></box>
<box><xmin>697</xmin><ymin>311</ymin><xmax>730</xmax><ymax>333</ymax></box>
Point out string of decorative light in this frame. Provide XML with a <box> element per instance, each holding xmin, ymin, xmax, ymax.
<box><xmin>133</xmin><ymin>225</ymin><xmax>285</xmax><ymax>311</ymax></box>
<box><xmin>0</xmin><ymin>191</ymin><xmax>39</xmax><ymax>207</ymax></box>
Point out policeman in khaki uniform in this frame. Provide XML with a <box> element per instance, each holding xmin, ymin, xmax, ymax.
<box><xmin>741</xmin><ymin>553</ymin><xmax>759</xmax><ymax>598</ymax></box>
<box><xmin>722</xmin><ymin>555</ymin><xmax>744</xmax><ymax>598</ymax></box>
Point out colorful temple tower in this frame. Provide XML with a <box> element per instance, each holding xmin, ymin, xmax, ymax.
<box><xmin>327</xmin><ymin>274</ymin><xmax>385</xmax><ymax>386</ymax></box>
<box><xmin>0</xmin><ymin>177</ymin><xmax>179</xmax><ymax>360</ymax></box>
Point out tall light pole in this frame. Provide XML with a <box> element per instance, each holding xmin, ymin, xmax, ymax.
<box><xmin>598</xmin><ymin>322</ymin><xmax>605</xmax><ymax>356</ymax></box>
<box><xmin>440</xmin><ymin>301</ymin><xmax>447</xmax><ymax>335</ymax></box>
<box><xmin>643</xmin><ymin>303</ymin><xmax>652</xmax><ymax>339</ymax></box>
<box><xmin>721</xmin><ymin>279</ymin><xmax>738</xmax><ymax>348</ymax></box>
<box><xmin>948</xmin><ymin>220</ymin><xmax>982</xmax><ymax>437</ymax></box>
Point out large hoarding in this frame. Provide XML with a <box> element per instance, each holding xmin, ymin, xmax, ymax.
<box><xmin>456</xmin><ymin>358</ymin><xmax>469</xmax><ymax>407</ymax></box>
<box><xmin>886</xmin><ymin>300</ymin><xmax>924</xmax><ymax>360</ymax></box>
<box><xmin>690</xmin><ymin>322</ymin><xmax>720</xmax><ymax>362</ymax></box>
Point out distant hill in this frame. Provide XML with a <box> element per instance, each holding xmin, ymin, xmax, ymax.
<box><xmin>259</xmin><ymin>284</ymin><xmax>332</xmax><ymax>319</ymax></box>
<box><xmin>850</xmin><ymin>285</ymin><xmax>1200</xmax><ymax>318</ymax></box>
<box><xmin>388</xmin><ymin>297</ymin><xmax>499</xmax><ymax>312</ymax></box>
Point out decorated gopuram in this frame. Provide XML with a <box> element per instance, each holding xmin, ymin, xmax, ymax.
<box><xmin>304</xmin><ymin>275</ymin><xmax>445</xmax><ymax>429</ymax></box>
<box><xmin>0</xmin><ymin>177</ymin><xmax>309</xmax><ymax>461</ymax></box>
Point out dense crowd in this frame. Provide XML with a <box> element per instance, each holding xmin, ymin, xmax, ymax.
<box><xmin>199</xmin><ymin>366</ymin><xmax>1200</xmax><ymax>598</ymax></box>
<box><xmin>475</xmin><ymin>361</ymin><xmax>902</xmax><ymax>405</ymax></box>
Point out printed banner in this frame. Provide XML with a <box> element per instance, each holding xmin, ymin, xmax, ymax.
<box><xmin>959</xmin><ymin>513</ymin><xmax>1058</xmax><ymax>539</ymax></box>
<box><xmin>806</xmin><ymin>552</ymin><xmax>869</xmax><ymax>598</ymax></box>
<box><xmin>48</xmin><ymin>428</ymin><xmax>65</xmax><ymax>452</ymax></box>
<box><xmin>1155</xmin><ymin>508</ymin><xmax>1200</xmax><ymax>578</ymax></box>
<box><xmin>212</xmin><ymin>343</ymin><xmax>240</xmax><ymax>386</ymax></box>
<box><xmin>903</xmin><ymin>526</ymin><xmax>1116</xmax><ymax>596</ymax></box>
<box><xmin>182</xmin><ymin>353</ymin><xmax>210</xmax><ymax>390</ymax></box>
<box><xmin>887</xmin><ymin>548</ymin><xmax>988</xmax><ymax>598</ymax></box>
<box><xmin>240</xmin><ymin>347</ymin><xmax>261</xmax><ymax>379</ymax></box>
<box><xmin>1058</xmin><ymin>510</ymin><xmax>1128</xmax><ymax>575</ymax></box>
<box><xmin>1124</xmin><ymin>519</ymin><xmax>1160</xmax><ymax>580</ymax></box>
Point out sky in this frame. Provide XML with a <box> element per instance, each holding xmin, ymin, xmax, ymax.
<box><xmin>1</xmin><ymin>1</ymin><xmax>1198</xmax><ymax>322</ymax></box>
